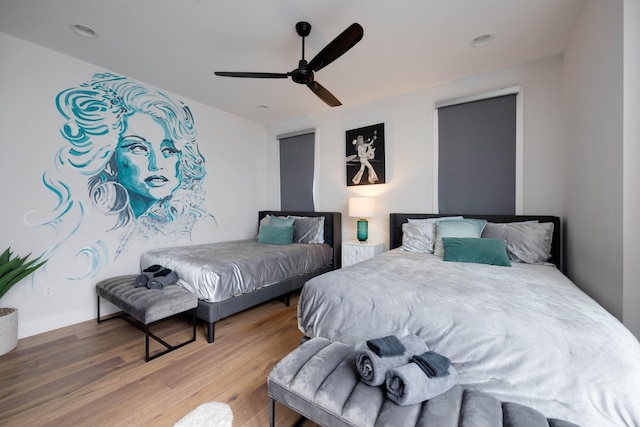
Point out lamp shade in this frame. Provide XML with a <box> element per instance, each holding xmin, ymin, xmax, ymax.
<box><xmin>349</xmin><ymin>197</ymin><xmax>375</xmax><ymax>218</ymax></box>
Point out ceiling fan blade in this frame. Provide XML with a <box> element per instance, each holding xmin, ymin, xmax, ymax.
<box><xmin>307</xmin><ymin>81</ymin><xmax>342</xmax><ymax>107</ymax></box>
<box><xmin>214</xmin><ymin>71</ymin><xmax>289</xmax><ymax>79</ymax></box>
<box><xmin>306</xmin><ymin>23</ymin><xmax>363</xmax><ymax>72</ymax></box>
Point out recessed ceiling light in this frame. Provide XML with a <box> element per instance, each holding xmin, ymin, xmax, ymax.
<box><xmin>257</xmin><ymin>105</ymin><xmax>269</xmax><ymax>110</ymax></box>
<box><xmin>471</xmin><ymin>33</ymin><xmax>494</xmax><ymax>47</ymax></box>
<box><xmin>70</xmin><ymin>23</ymin><xmax>98</xmax><ymax>38</ymax></box>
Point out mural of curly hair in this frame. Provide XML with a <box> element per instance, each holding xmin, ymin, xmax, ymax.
<box><xmin>29</xmin><ymin>73</ymin><xmax>209</xmax><ymax>279</ymax></box>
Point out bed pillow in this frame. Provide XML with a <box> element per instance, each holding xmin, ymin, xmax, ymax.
<box><xmin>268</xmin><ymin>215</ymin><xmax>295</xmax><ymax>227</ymax></box>
<box><xmin>433</xmin><ymin>219</ymin><xmax>487</xmax><ymax>257</ymax></box>
<box><xmin>483</xmin><ymin>222</ymin><xmax>554</xmax><ymax>264</ymax></box>
<box><xmin>402</xmin><ymin>216</ymin><xmax>462</xmax><ymax>253</ymax></box>
<box><xmin>257</xmin><ymin>224</ymin><xmax>295</xmax><ymax>245</ymax></box>
<box><xmin>407</xmin><ymin>216</ymin><xmax>463</xmax><ymax>224</ymax></box>
<box><xmin>442</xmin><ymin>237</ymin><xmax>511</xmax><ymax>266</ymax></box>
<box><xmin>401</xmin><ymin>222</ymin><xmax>436</xmax><ymax>253</ymax></box>
<box><xmin>292</xmin><ymin>216</ymin><xmax>325</xmax><ymax>244</ymax></box>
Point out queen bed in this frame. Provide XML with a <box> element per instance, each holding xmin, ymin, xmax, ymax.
<box><xmin>141</xmin><ymin>210</ymin><xmax>341</xmax><ymax>343</ymax></box>
<box><xmin>297</xmin><ymin>213</ymin><xmax>640</xmax><ymax>427</ymax></box>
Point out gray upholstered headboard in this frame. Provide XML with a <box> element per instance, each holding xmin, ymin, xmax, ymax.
<box><xmin>389</xmin><ymin>213</ymin><xmax>563</xmax><ymax>273</ymax></box>
<box><xmin>259</xmin><ymin>211</ymin><xmax>342</xmax><ymax>269</ymax></box>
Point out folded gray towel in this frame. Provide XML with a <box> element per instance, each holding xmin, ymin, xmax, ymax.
<box><xmin>412</xmin><ymin>351</ymin><xmax>451</xmax><ymax>377</ymax></box>
<box><xmin>385</xmin><ymin>363</ymin><xmax>459</xmax><ymax>406</ymax></box>
<box><xmin>135</xmin><ymin>265</ymin><xmax>163</xmax><ymax>287</ymax></box>
<box><xmin>367</xmin><ymin>335</ymin><xmax>406</xmax><ymax>357</ymax></box>
<box><xmin>147</xmin><ymin>269</ymin><xmax>179</xmax><ymax>289</ymax></box>
<box><xmin>356</xmin><ymin>335</ymin><xmax>428</xmax><ymax>386</ymax></box>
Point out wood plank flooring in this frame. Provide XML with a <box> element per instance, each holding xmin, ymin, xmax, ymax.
<box><xmin>0</xmin><ymin>292</ymin><xmax>320</xmax><ymax>427</ymax></box>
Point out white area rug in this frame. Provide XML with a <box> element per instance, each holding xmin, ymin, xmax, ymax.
<box><xmin>173</xmin><ymin>402</ymin><xmax>233</xmax><ymax>427</ymax></box>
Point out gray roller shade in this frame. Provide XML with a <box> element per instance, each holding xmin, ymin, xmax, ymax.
<box><xmin>438</xmin><ymin>93</ymin><xmax>516</xmax><ymax>214</ymax></box>
<box><xmin>279</xmin><ymin>131</ymin><xmax>315</xmax><ymax>211</ymax></box>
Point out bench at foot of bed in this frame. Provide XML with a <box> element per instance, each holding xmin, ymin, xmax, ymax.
<box><xmin>96</xmin><ymin>274</ymin><xmax>198</xmax><ymax>361</ymax></box>
<box><xmin>268</xmin><ymin>337</ymin><xmax>580</xmax><ymax>427</ymax></box>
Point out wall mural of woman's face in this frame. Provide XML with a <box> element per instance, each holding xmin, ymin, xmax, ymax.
<box><xmin>115</xmin><ymin>113</ymin><xmax>182</xmax><ymax>217</ymax></box>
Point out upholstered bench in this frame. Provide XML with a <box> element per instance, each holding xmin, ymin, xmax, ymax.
<box><xmin>96</xmin><ymin>274</ymin><xmax>198</xmax><ymax>361</ymax></box>
<box><xmin>267</xmin><ymin>337</ymin><xmax>580</xmax><ymax>427</ymax></box>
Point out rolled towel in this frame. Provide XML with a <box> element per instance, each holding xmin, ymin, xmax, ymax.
<box><xmin>385</xmin><ymin>363</ymin><xmax>459</xmax><ymax>406</ymax></box>
<box><xmin>367</xmin><ymin>335</ymin><xmax>406</xmax><ymax>357</ymax></box>
<box><xmin>147</xmin><ymin>268</ymin><xmax>179</xmax><ymax>289</ymax></box>
<box><xmin>356</xmin><ymin>335</ymin><xmax>428</xmax><ymax>386</ymax></box>
<box><xmin>135</xmin><ymin>274</ymin><xmax>148</xmax><ymax>288</ymax></box>
<box><xmin>412</xmin><ymin>351</ymin><xmax>451</xmax><ymax>378</ymax></box>
<box><xmin>135</xmin><ymin>265</ymin><xmax>163</xmax><ymax>287</ymax></box>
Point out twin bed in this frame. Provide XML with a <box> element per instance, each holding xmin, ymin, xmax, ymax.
<box><xmin>298</xmin><ymin>213</ymin><xmax>640</xmax><ymax>427</ymax></box>
<box><xmin>140</xmin><ymin>211</ymin><xmax>341</xmax><ymax>343</ymax></box>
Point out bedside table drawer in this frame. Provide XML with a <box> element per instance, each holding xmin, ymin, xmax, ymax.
<box><xmin>342</xmin><ymin>240</ymin><xmax>384</xmax><ymax>267</ymax></box>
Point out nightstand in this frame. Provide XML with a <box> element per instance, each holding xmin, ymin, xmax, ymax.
<box><xmin>342</xmin><ymin>240</ymin><xmax>384</xmax><ymax>267</ymax></box>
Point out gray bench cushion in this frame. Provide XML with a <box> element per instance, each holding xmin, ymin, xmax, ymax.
<box><xmin>268</xmin><ymin>337</ymin><xmax>580</xmax><ymax>427</ymax></box>
<box><xmin>96</xmin><ymin>274</ymin><xmax>198</xmax><ymax>324</ymax></box>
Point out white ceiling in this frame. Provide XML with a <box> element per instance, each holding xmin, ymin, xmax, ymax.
<box><xmin>0</xmin><ymin>0</ymin><xmax>585</xmax><ymax>125</ymax></box>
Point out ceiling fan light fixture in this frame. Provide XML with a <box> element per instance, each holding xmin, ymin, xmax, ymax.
<box><xmin>471</xmin><ymin>33</ymin><xmax>494</xmax><ymax>47</ymax></box>
<box><xmin>70</xmin><ymin>23</ymin><xmax>98</xmax><ymax>38</ymax></box>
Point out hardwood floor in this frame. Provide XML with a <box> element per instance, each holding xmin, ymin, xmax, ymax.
<box><xmin>0</xmin><ymin>292</ymin><xmax>320</xmax><ymax>427</ymax></box>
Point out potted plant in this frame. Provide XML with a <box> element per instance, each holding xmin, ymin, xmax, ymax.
<box><xmin>0</xmin><ymin>247</ymin><xmax>47</xmax><ymax>356</ymax></box>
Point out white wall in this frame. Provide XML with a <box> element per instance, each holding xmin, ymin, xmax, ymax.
<box><xmin>563</xmin><ymin>1</ymin><xmax>625</xmax><ymax>320</ymax></box>
<box><xmin>0</xmin><ymin>32</ymin><xmax>267</xmax><ymax>338</ymax></box>
<box><xmin>623</xmin><ymin>0</ymin><xmax>640</xmax><ymax>338</ymax></box>
<box><xmin>267</xmin><ymin>56</ymin><xmax>566</xmax><ymax>248</ymax></box>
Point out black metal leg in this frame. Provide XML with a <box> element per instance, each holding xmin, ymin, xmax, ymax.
<box><xmin>96</xmin><ymin>295</ymin><xmax>101</xmax><ymax>322</ymax></box>
<box><xmin>270</xmin><ymin>398</ymin><xmax>275</xmax><ymax>427</ymax></box>
<box><xmin>145</xmin><ymin>324</ymin><xmax>151</xmax><ymax>362</ymax></box>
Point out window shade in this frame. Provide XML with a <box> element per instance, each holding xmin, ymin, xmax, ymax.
<box><xmin>437</xmin><ymin>93</ymin><xmax>516</xmax><ymax>214</ymax></box>
<box><xmin>279</xmin><ymin>132</ymin><xmax>315</xmax><ymax>211</ymax></box>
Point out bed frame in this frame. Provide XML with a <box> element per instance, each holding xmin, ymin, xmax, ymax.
<box><xmin>196</xmin><ymin>211</ymin><xmax>342</xmax><ymax>343</ymax></box>
<box><xmin>389</xmin><ymin>213</ymin><xmax>563</xmax><ymax>273</ymax></box>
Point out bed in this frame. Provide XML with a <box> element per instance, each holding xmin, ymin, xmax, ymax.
<box><xmin>141</xmin><ymin>210</ymin><xmax>341</xmax><ymax>343</ymax></box>
<box><xmin>298</xmin><ymin>213</ymin><xmax>640</xmax><ymax>427</ymax></box>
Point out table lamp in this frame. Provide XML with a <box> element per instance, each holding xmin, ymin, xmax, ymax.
<box><xmin>349</xmin><ymin>197</ymin><xmax>375</xmax><ymax>242</ymax></box>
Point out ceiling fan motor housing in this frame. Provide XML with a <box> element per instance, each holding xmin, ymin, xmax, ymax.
<box><xmin>291</xmin><ymin>60</ymin><xmax>313</xmax><ymax>84</ymax></box>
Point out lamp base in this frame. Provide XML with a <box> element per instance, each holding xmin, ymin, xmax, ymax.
<box><xmin>357</xmin><ymin>219</ymin><xmax>368</xmax><ymax>242</ymax></box>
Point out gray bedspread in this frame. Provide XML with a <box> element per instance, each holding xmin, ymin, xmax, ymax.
<box><xmin>141</xmin><ymin>240</ymin><xmax>332</xmax><ymax>302</ymax></box>
<box><xmin>298</xmin><ymin>249</ymin><xmax>640</xmax><ymax>427</ymax></box>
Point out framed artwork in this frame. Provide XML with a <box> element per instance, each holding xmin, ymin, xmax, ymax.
<box><xmin>346</xmin><ymin>123</ymin><xmax>385</xmax><ymax>186</ymax></box>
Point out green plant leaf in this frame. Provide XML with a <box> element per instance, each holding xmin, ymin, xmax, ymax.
<box><xmin>0</xmin><ymin>248</ymin><xmax>47</xmax><ymax>301</ymax></box>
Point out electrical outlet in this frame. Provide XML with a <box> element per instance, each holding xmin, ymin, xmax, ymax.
<box><xmin>43</xmin><ymin>283</ymin><xmax>54</xmax><ymax>297</ymax></box>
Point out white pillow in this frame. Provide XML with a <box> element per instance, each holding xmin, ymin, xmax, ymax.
<box><xmin>483</xmin><ymin>222</ymin><xmax>554</xmax><ymax>264</ymax></box>
<box><xmin>401</xmin><ymin>222</ymin><xmax>436</xmax><ymax>253</ymax></box>
<box><xmin>291</xmin><ymin>216</ymin><xmax>325</xmax><ymax>244</ymax></box>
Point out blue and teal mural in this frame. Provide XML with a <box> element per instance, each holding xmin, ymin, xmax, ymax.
<box><xmin>28</xmin><ymin>73</ymin><xmax>212</xmax><ymax>279</ymax></box>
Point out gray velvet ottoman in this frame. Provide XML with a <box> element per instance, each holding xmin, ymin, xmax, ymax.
<box><xmin>96</xmin><ymin>274</ymin><xmax>198</xmax><ymax>361</ymax></box>
<box><xmin>267</xmin><ymin>337</ymin><xmax>580</xmax><ymax>427</ymax></box>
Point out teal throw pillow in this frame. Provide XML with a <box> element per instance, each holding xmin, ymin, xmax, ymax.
<box><xmin>442</xmin><ymin>237</ymin><xmax>511</xmax><ymax>267</ymax></box>
<box><xmin>258</xmin><ymin>225</ymin><xmax>295</xmax><ymax>245</ymax></box>
<box><xmin>269</xmin><ymin>215</ymin><xmax>295</xmax><ymax>227</ymax></box>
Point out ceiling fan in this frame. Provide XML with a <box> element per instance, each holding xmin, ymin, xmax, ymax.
<box><xmin>214</xmin><ymin>21</ymin><xmax>364</xmax><ymax>107</ymax></box>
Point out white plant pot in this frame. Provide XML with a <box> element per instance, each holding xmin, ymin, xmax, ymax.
<box><xmin>0</xmin><ymin>307</ymin><xmax>18</xmax><ymax>356</ymax></box>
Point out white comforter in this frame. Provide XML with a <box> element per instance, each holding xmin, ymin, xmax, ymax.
<box><xmin>298</xmin><ymin>249</ymin><xmax>640</xmax><ymax>427</ymax></box>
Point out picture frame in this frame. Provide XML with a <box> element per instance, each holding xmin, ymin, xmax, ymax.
<box><xmin>345</xmin><ymin>123</ymin><xmax>385</xmax><ymax>186</ymax></box>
